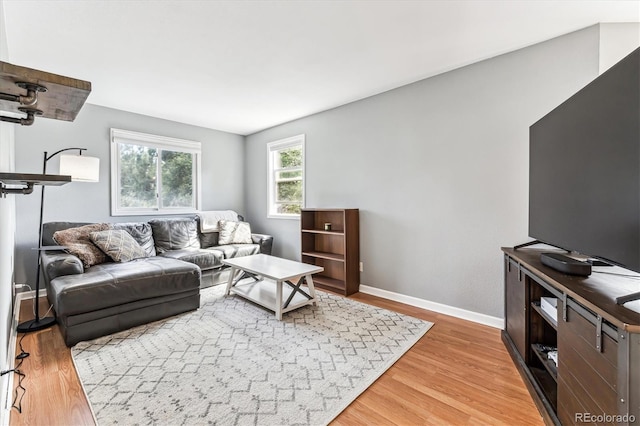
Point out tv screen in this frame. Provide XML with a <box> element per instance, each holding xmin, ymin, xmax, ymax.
<box><xmin>529</xmin><ymin>47</ymin><xmax>639</xmax><ymax>273</ymax></box>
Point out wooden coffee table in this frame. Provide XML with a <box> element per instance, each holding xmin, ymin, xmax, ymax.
<box><xmin>223</xmin><ymin>254</ymin><xmax>323</xmax><ymax>320</ymax></box>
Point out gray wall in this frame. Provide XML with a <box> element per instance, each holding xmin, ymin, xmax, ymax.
<box><xmin>599</xmin><ymin>23</ymin><xmax>640</xmax><ymax>73</ymax></box>
<box><xmin>14</xmin><ymin>104</ymin><xmax>245</xmax><ymax>285</ymax></box>
<box><xmin>0</xmin><ymin>0</ymin><xmax>14</xmax><ymax>417</ymax></box>
<box><xmin>244</xmin><ymin>26</ymin><xmax>601</xmax><ymax>319</ymax></box>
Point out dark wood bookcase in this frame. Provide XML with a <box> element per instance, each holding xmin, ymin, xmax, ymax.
<box><xmin>300</xmin><ymin>208</ymin><xmax>359</xmax><ymax>296</ymax></box>
<box><xmin>502</xmin><ymin>248</ymin><xmax>640</xmax><ymax>425</ymax></box>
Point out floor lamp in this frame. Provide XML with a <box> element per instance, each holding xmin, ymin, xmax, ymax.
<box><xmin>17</xmin><ymin>148</ymin><xmax>99</xmax><ymax>333</ymax></box>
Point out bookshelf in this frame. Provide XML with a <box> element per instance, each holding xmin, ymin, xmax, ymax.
<box><xmin>300</xmin><ymin>209</ymin><xmax>359</xmax><ymax>296</ymax></box>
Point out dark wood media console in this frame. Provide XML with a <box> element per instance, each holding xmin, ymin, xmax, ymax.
<box><xmin>502</xmin><ymin>248</ymin><xmax>640</xmax><ymax>425</ymax></box>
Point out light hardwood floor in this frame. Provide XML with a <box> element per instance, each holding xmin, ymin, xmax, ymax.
<box><xmin>10</xmin><ymin>292</ymin><xmax>543</xmax><ymax>425</ymax></box>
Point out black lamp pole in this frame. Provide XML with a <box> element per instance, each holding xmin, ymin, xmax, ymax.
<box><xmin>17</xmin><ymin>148</ymin><xmax>87</xmax><ymax>333</ymax></box>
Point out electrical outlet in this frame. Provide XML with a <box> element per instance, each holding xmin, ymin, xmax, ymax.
<box><xmin>14</xmin><ymin>283</ymin><xmax>29</xmax><ymax>293</ymax></box>
<box><xmin>359</xmin><ymin>262</ymin><xmax>363</xmax><ymax>272</ymax></box>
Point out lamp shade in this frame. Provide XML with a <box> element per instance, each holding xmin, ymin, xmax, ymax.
<box><xmin>59</xmin><ymin>154</ymin><xmax>100</xmax><ymax>182</ymax></box>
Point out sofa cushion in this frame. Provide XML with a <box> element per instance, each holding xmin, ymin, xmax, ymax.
<box><xmin>159</xmin><ymin>248</ymin><xmax>224</xmax><ymax>270</ymax></box>
<box><xmin>112</xmin><ymin>222</ymin><xmax>156</xmax><ymax>256</ymax></box>
<box><xmin>90</xmin><ymin>230</ymin><xmax>148</xmax><ymax>263</ymax></box>
<box><xmin>53</xmin><ymin>223</ymin><xmax>111</xmax><ymax>268</ymax></box>
<box><xmin>199</xmin><ymin>232</ymin><xmax>219</xmax><ymax>249</ymax></box>
<box><xmin>197</xmin><ymin>210</ymin><xmax>238</xmax><ymax>232</ymax></box>
<box><xmin>149</xmin><ymin>218</ymin><xmax>200</xmax><ymax>254</ymax></box>
<box><xmin>218</xmin><ymin>220</ymin><xmax>252</xmax><ymax>244</ymax></box>
<box><xmin>49</xmin><ymin>257</ymin><xmax>201</xmax><ymax>318</ymax></box>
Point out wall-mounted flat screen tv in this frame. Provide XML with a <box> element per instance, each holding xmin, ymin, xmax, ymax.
<box><xmin>529</xmin><ymin>47</ymin><xmax>639</xmax><ymax>273</ymax></box>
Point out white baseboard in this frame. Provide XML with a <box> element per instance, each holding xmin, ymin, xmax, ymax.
<box><xmin>359</xmin><ymin>285</ymin><xmax>504</xmax><ymax>329</ymax></box>
<box><xmin>0</xmin><ymin>361</ymin><xmax>8</xmax><ymax>426</ymax></box>
<box><xmin>0</xmin><ymin>374</ymin><xmax>8</xmax><ymax>426</ymax></box>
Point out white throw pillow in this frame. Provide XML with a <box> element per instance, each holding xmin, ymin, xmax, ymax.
<box><xmin>218</xmin><ymin>220</ymin><xmax>252</xmax><ymax>245</ymax></box>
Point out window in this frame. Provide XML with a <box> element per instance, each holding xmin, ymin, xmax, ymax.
<box><xmin>110</xmin><ymin>128</ymin><xmax>201</xmax><ymax>216</ymax></box>
<box><xmin>267</xmin><ymin>135</ymin><xmax>305</xmax><ymax>218</ymax></box>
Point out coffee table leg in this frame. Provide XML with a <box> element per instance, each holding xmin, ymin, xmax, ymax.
<box><xmin>276</xmin><ymin>280</ymin><xmax>283</xmax><ymax>320</ymax></box>
<box><xmin>306</xmin><ymin>274</ymin><xmax>317</xmax><ymax>305</ymax></box>
<box><xmin>224</xmin><ymin>267</ymin><xmax>237</xmax><ymax>296</ymax></box>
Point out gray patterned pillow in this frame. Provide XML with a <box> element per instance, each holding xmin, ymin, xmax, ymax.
<box><xmin>112</xmin><ymin>222</ymin><xmax>156</xmax><ymax>256</ymax></box>
<box><xmin>90</xmin><ymin>230</ymin><xmax>148</xmax><ymax>262</ymax></box>
<box><xmin>218</xmin><ymin>220</ymin><xmax>252</xmax><ymax>245</ymax></box>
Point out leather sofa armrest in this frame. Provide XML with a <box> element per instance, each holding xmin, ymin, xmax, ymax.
<box><xmin>251</xmin><ymin>233</ymin><xmax>273</xmax><ymax>255</ymax></box>
<box><xmin>41</xmin><ymin>251</ymin><xmax>83</xmax><ymax>282</ymax></box>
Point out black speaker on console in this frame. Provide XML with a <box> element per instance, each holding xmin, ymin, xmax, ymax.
<box><xmin>540</xmin><ymin>252</ymin><xmax>592</xmax><ymax>276</ymax></box>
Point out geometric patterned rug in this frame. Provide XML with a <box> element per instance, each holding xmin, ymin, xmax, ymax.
<box><xmin>71</xmin><ymin>285</ymin><xmax>433</xmax><ymax>425</ymax></box>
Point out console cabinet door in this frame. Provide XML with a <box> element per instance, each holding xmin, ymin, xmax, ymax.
<box><xmin>557</xmin><ymin>302</ymin><xmax>619</xmax><ymax>425</ymax></box>
<box><xmin>505</xmin><ymin>256</ymin><xmax>527</xmax><ymax>359</ymax></box>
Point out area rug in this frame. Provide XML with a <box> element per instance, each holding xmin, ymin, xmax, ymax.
<box><xmin>71</xmin><ymin>285</ymin><xmax>433</xmax><ymax>425</ymax></box>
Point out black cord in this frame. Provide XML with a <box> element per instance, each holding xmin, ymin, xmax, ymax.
<box><xmin>10</xmin><ymin>299</ymin><xmax>56</xmax><ymax>413</ymax></box>
<box><xmin>11</xmin><ymin>363</ymin><xmax>26</xmax><ymax>414</ymax></box>
<box><xmin>10</xmin><ymin>287</ymin><xmax>53</xmax><ymax>414</ymax></box>
<box><xmin>11</xmin><ymin>329</ymin><xmax>31</xmax><ymax>413</ymax></box>
<box><xmin>0</xmin><ymin>363</ymin><xmax>26</xmax><ymax>413</ymax></box>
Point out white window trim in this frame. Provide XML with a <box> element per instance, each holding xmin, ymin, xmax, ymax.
<box><xmin>110</xmin><ymin>128</ymin><xmax>202</xmax><ymax>216</ymax></box>
<box><xmin>267</xmin><ymin>134</ymin><xmax>305</xmax><ymax>219</ymax></box>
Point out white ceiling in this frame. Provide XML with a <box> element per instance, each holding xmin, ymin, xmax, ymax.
<box><xmin>2</xmin><ymin>0</ymin><xmax>639</xmax><ymax>135</ymax></box>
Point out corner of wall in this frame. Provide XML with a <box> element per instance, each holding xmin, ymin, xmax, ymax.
<box><xmin>0</xmin><ymin>123</ymin><xmax>16</xmax><ymax>426</ymax></box>
<box><xmin>0</xmin><ymin>3</ymin><xmax>16</xmax><ymax>423</ymax></box>
<box><xmin>598</xmin><ymin>22</ymin><xmax>640</xmax><ymax>74</ymax></box>
<box><xmin>0</xmin><ymin>1</ymin><xmax>8</xmax><ymax>61</ymax></box>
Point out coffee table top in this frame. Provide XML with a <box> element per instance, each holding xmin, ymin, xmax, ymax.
<box><xmin>222</xmin><ymin>254</ymin><xmax>323</xmax><ymax>281</ymax></box>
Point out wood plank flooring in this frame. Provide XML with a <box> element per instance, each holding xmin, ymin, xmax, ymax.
<box><xmin>10</xmin><ymin>296</ymin><xmax>94</xmax><ymax>426</ymax></box>
<box><xmin>10</xmin><ymin>292</ymin><xmax>543</xmax><ymax>425</ymax></box>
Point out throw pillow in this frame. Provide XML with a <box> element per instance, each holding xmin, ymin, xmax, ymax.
<box><xmin>112</xmin><ymin>222</ymin><xmax>157</xmax><ymax>256</ymax></box>
<box><xmin>218</xmin><ymin>220</ymin><xmax>252</xmax><ymax>245</ymax></box>
<box><xmin>149</xmin><ymin>218</ymin><xmax>201</xmax><ymax>254</ymax></box>
<box><xmin>90</xmin><ymin>229</ymin><xmax>148</xmax><ymax>263</ymax></box>
<box><xmin>53</xmin><ymin>223</ymin><xmax>111</xmax><ymax>268</ymax></box>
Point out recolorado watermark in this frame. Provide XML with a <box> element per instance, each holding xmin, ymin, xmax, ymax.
<box><xmin>575</xmin><ymin>413</ymin><xmax>636</xmax><ymax>423</ymax></box>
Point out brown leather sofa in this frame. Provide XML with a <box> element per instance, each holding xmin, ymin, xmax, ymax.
<box><xmin>40</xmin><ymin>216</ymin><xmax>273</xmax><ymax>346</ymax></box>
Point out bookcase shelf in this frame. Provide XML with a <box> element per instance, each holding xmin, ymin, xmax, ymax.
<box><xmin>312</xmin><ymin>275</ymin><xmax>347</xmax><ymax>292</ymax></box>
<box><xmin>301</xmin><ymin>251</ymin><xmax>345</xmax><ymax>262</ymax></box>
<box><xmin>531</xmin><ymin>343</ymin><xmax>558</xmax><ymax>381</ymax></box>
<box><xmin>301</xmin><ymin>229</ymin><xmax>345</xmax><ymax>236</ymax></box>
<box><xmin>531</xmin><ymin>301</ymin><xmax>558</xmax><ymax>331</ymax></box>
<box><xmin>301</xmin><ymin>209</ymin><xmax>359</xmax><ymax>296</ymax></box>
